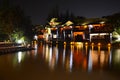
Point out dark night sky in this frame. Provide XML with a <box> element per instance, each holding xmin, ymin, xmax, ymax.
<box><xmin>11</xmin><ymin>0</ymin><xmax>120</xmax><ymax>25</ymax></box>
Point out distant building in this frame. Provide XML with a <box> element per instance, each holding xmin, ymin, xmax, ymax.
<box><xmin>36</xmin><ymin>19</ymin><xmax>113</xmax><ymax>44</ymax></box>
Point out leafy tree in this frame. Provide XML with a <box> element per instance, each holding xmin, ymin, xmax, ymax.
<box><xmin>0</xmin><ymin>7</ymin><xmax>14</xmax><ymax>41</ymax></box>
<box><xmin>0</xmin><ymin>0</ymin><xmax>33</xmax><ymax>42</ymax></box>
<box><xmin>103</xmin><ymin>13</ymin><xmax>120</xmax><ymax>35</ymax></box>
<box><xmin>105</xmin><ymin>13</ymin><xmax>120</xmax><ymax>27</ymax></box>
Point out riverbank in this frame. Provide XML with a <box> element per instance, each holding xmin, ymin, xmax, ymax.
<box><xmin>0</xmin><ymin>41</ymin><xmax>120</xmax><ymax>55</ymax></box>
<box><xmin>0</xmin><ymin>46</ymin><xmax>35</xmax><ymax>55</ymax></box>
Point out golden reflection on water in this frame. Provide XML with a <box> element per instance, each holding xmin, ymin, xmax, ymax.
<box><xmin>1</xmin><ymin>42</ymin><xmax>120</xmax><ymax>74</ymax></box>
<box><xmin>40</xmin><ymin>42</ymin><xmax>113</xmax><ymax>72</ymax></box>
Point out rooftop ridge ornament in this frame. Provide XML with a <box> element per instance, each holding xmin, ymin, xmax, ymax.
<box><xmin>49</xmin><ymin>18</ymin><xmax>60</xmax><ymax>27</ymax></box>
<box><xmin>65</xmin><ymin>20</ymin><xmax>73</xmax><ymax>26</ymax></box>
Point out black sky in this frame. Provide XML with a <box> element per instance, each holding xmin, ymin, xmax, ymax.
<box><xmin>11</xmin><ymin>0</ymin><xmax>120</xmax><ymax>25</ymax></box>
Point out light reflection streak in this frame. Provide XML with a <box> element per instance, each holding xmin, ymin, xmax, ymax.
<box><xmin>49</xmin><ymin>47</ymin><xmax>53</xmax><ymax>70</ymax></box>
<box><xmin>100</xmin><ymin>51</ymin><xmax>105</xmax><ymax>67</ymax></box>
<box><xmin>88</xmin><ymin>49</ymin><xmax>92</xmax><ymax>72</ymax></box>
<box><xmin>18</xmin><ymin>51</ymin><xmax>22</xmax><ymax>63</ymax></box>
<box><xmin>109</xmin><ymin>52</ymin><xmax>112</xmax><ymax>66</ymax></box>
<box><xmin>34</xmin><ymin>44</ymin><xmax>38</xmax><ymax>56</ymax></box>
<box><xmin>69</xmin><ymin>50</ymin><xmax>73</xmax><ymax>72</ymax></box>
<box><xmin>85</xmin><ymin>45</ymin><xmax>88</xmax><ymax>55</ymax></box>
<box><xmin>45</xmin><ymin>45</ymin><xmax>49</xmax><ymax>62</ymax></box>
<box><xmin>41</xmin><ymin>43</ymin><xmax>112</xmax><ymax>72</ymax></box>
<box><xmin>108</xmin><ymin>47</ymin><xmax>112</xmax><ymax>66</ymax></box>
<box><xmin>49</xmin><ymin>47</ymin><xmax>52</xmax><ymax>64</ymax></box>
<box><xmin>63</xmin><ymin>48</ymin><xmax>65</xmax><ymax>66</ymax></box>
<box><xmin>42</xmin><ymin>45</ymin><xmax>45</xmax><ymax>58</ymax></box>
<box><xmin>55</xmin><ymin>47</ymin><xmax>58</xmax><ymax>64</ymax></box>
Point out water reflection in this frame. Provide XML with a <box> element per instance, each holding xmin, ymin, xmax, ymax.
<box><xmin>0</xmin><ymin>42</ymin><xmax>120</xmax><ymax>73</ymax></box>
<box><xmin>18</xmin><ymin>51</ymin><xmax>22</xmax><ymax>63</ymax></box>
<box><xmin>112</xmin><ymin>48</ymin><xmax>120</xmax><ymax>68</ymax></box>
<box><xmin>42</xmin><ymin>42</ymin><xmax>113</xmax><ymax>72</ymax></box>
<box><xmin>113</xmin><ymin>49</ymin><xmax>120</xmax><ymax>63</ymax></box>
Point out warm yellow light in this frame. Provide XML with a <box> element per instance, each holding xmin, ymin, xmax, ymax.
<box><xmin>91</xmin><ymin>43</ymin><xmax>94</xmax><ymax>46</ymax></box>
<box><xmin>108</xmin><ymin>43</ymin><xmax>111</xmax><ymax>47</ymax></box>
<box><xmin>47</xmin><ymin>28</ymin><xmax>51</xmax><ymax>34</ymax></box>
<box><xmin>75</xmin><ymin>42</ymin><xmax>83</xmax><ymax>45</ymax></box>
<box><xmin>85</xmin><ymin>42</ymin><xmax>88</xmax><ymax>45</ymax></box>
<box><xmin>65</xmin><ymin>20</ymin><xmax>73</xmax><ymax>26</ymax></box>
<box><xmin>70</xmin><ymin>42</ymin><xmax>74</xmax><ymax>45</ymax></box>
<box><xmin>74</xmin><ymin>42</ymin><xmax>83</xmax><ymax>48</ymax></box>
<box><xmin>64</xmin><ymin>42</ymin><xmax>66</xmax><ymax>45</ymax></box>
<box><xmin>84</xmin><ymin>25</ymin><xmax>87</xmax><ymax>28</ymax></box>
<box><xmin>98</xmin><ymin>43</ymin><xmax>101</xmax><ymax>46</ymax></box>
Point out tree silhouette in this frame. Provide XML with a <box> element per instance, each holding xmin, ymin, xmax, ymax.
<box><xmin>0</xmin><ymin>0</ymin><xmax>33</xmax><ymax>42</ymax></box>
<box><xmin>46</xmin><ymin>7</ymin><xmax>86</xmax><ymax>26</ymax></box>
<box><xmin>103</xmin><ymin>12</ymin><xmax>120</xmax><ymax>34</ymax></box>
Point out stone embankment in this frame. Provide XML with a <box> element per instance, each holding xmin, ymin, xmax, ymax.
<box><xmin>0</xmin><ymin>46</ymin><xmax>34</xmax><ymax>54</ymax></box>
<box><xmin>0</xmin><ymin>42</ymin><xmax>35</xmax><ymax>54</ymax></box>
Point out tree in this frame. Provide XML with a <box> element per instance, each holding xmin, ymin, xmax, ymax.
<box><xmin>103</xmin><ymin>13</ymin><xmax>120</xmax><ymax>28</ymax></box>
<box><xmin>103</xmin><ymin>12</ymin><xmax>120</xmax><ymax>34</ymax></box>
<box><xmin>0</xmin><ymin>0</ymin><xmax>14</xmax><ymax>40</ymax></box>
<box><xmin>0</xmin><ymin>1</ymin><xmax>33</xmax><ymax>42</ymax></box>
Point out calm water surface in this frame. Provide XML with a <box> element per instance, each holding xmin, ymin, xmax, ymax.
<box><xmin>0</xmin><ymin>43</ymin><xmax>120</xmax><ymax>80</ymax></box>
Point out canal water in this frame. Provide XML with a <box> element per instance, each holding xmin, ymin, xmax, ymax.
<box><xmin>0</xmin><ymin>42</ymin><xmax>120</xmax><ymax>80</ymax></box>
